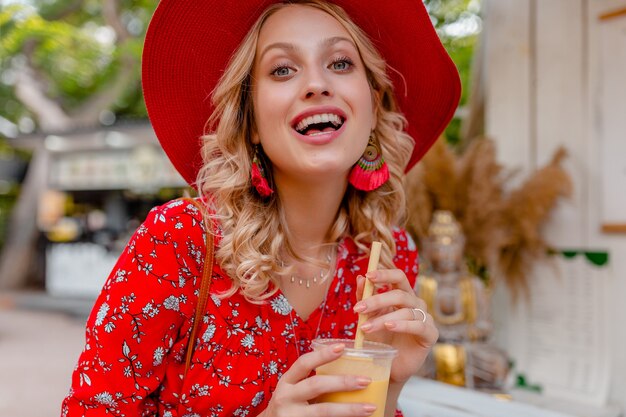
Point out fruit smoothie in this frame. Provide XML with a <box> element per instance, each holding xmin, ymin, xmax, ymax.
<box><xmin>312</xmin><ymin>339</ymin><xmax>397</xmax><ymax>417</ymax></box>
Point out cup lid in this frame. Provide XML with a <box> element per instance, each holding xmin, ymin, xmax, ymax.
<box><xmin>312</xmin><ymin>338</ymin><xmax>398</xmax><ymax>359</ymax></box>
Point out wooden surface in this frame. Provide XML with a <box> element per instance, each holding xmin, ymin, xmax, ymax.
<box><xmin>399</xmin><ymin>377</ymin><xmax>622</xmax><ymax>417</ymax></box>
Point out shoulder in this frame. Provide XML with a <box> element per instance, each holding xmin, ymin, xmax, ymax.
<box><xmin>136</xmin><ymin>198</ymin><xmax>212</xmax><ymax>243</ymax></box>
<box><xmin>107</xmin><ymin>198</ymin><xmax>212</xmax><ymax>290</ymax></box>
<box><xmin>143</xmin><ymin>198</ymin><xmax>205</xmax><ymax>228</ymax></box>
<box><xmin>119</xmin><ymin>198</ymin><xmax>214</xmax><ymax>284</ymax></box>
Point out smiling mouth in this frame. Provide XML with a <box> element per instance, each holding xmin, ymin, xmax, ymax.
<box><xmin>294</xmin><ymin>113</ymin><xmax>345</xmax><ymax>136</ymax></box>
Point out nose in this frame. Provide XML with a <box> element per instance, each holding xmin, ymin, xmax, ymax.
<box><xmin>302</xmin><ymin>67</ymin><xmax>332</xmax><ymax>99</ymax></box>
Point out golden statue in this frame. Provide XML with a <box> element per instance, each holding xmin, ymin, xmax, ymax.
<box><xmin>418</xmin><ymin>210</ymin><xmax>509</xmax><ymax>392</ymax></box>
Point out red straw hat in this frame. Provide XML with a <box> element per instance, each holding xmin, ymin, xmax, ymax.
<box><xmin>142</xmin><ymin>0</ymin><xmax>461</xmax><ymax>186</ymax></box>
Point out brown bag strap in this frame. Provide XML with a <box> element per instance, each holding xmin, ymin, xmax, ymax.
<box><xmin>181</xmin><ymin>197</ymin><xmax>215</xmax><ymax>377</ymax></box>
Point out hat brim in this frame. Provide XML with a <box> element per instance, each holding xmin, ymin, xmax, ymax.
<box><xmin>142</xmin><ymin>0</ymin><xmax>461</xmax><ymax>186</ymax></box>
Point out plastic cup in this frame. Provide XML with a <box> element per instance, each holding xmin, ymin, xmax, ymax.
<box><xmin>311</xmin><ymin>338</ymin><xmax>397</xmax><ymax>417</ymax></box>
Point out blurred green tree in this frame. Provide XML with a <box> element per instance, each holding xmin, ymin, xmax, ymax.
<box><xmin>425</xmin><ymin>0</ymin><xmax>482</xmax><ymax>145</ymax></box>
<box><xmin>0</xmin><ymin>0</ymin><xmax>153</xmax><ymax>134</ymax></box>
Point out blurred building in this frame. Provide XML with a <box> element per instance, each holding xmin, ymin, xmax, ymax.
<box><xmin>0</xmin><ymin>120</ymin><xmax>188</xmax><ymax>295</ymax></box>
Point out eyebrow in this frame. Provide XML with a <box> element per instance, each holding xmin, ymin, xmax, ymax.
<box><xmin>258</xmin><ymin>36</ymin><xmax>357</xmax><ymax>61</ymax></box>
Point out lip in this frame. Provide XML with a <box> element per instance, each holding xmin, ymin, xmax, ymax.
<box><xmin>290</xmin><ymin>106</ymin><xmax>347</xmax><ymax>145</ymax></box>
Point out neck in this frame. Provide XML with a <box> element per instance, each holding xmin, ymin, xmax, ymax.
<box><xmin>275</xmin><ymin>174</ymin><xmax>347</xmax><ymax>256</ymax></box>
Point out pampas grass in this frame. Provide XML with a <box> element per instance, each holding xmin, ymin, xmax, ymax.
<box><xmin>405</xmin><ymin>163</ymin><xmax>431</xmax><ymax>240</ymax></box>
<box><xmin>404</xmin><ymin>137</ymin><xmax>572</xmax><ymax>301</ymax></box>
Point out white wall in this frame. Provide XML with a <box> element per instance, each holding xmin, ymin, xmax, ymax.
<box><xmin>484</xmin><ymin>0</ymin><xmax>625</xmax><ymax>410</ymax></box>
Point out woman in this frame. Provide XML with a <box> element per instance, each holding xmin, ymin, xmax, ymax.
<box><xmin>62</xmin><ymin>1</ymin><xmax>460</xmax><ymax>416</ymax></box>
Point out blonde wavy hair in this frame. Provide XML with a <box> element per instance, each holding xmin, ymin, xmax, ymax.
<box><xmin>196</xmin><ymin>0</ymin><xmax>415</xmax><ymax>302</ymax></box>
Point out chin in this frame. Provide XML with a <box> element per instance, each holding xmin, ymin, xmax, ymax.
<box><xmin>300</xmin><ymin>162</ymin><xmax>353</xmax><ymax>182</ymax></box>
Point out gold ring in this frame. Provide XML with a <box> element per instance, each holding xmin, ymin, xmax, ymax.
<box><xmin>411</xmin><ymin>308</ymin><xmax>427</xmax><ymax>323</ymax></box>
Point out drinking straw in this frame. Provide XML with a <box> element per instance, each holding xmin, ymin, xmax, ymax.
<box><xmin>354</xmin><ymin>241</ymin><xmax>382</xmax><ymax>349</ymax></box>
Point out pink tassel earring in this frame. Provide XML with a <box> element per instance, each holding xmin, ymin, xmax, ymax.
<box><xmin>349</xmin><ymin>133</ymin><xmax>389</xmax><ymax>191</ymax></box>
<box><xmin>251</xmin><ymin>144</ymin><xmax>274</xmax><ymax>197</ymax></box>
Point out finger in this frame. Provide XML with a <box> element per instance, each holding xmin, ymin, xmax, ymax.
<box><xmin>356</xmin><ymin>275</ymin><xmax>365</xmax><ymax>302</ymax></box>
<box><xmin>307</xmin><ymin>402</ymin><xmax>378</xmax><ymax>417</ymax></box>
<box><xmin>281</xmin><ymin>343</ymin><xmax>345</xmax><ymax>384</ymax></box>
<box><xmin>354</xmin><ymin>289</ymin><xmax>425</xmax><ymax>315</ymax></box>
<box><xmin>292</xmin><ymin>374</ymin><xmax>372</xmax><ymax>401</ymax></box>
<box><xmin>384</xmin><ymin>317</ymin><xmax>439</xmax><ymax>346</ymax></box>
<box><xmin>366</xmin><ymin>269</ymin><xmax>414</xmax><ymax>293</ymax></box>
<box><xmin>359</xmin><ymin>307</ymin><xmax>420</xmax><ymax>333</ymax></box>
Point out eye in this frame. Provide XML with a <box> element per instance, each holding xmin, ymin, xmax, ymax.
<box><xmin>270</xmin><ymin>64</ymin><xmax>295</xmax><ymax>77</ymax></box>
<box><xmin>330</xmin><ymin>56</ymin><xmax>354</xmax><ymax>72</ymax></box>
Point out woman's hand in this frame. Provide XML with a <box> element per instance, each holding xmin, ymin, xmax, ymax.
<box><xmin>355</xmin><ymin>270</ymin><xmax>438</xmax><ymax>384</ymax></box>
<box><xmin>259</xmin><ymin>343</ymin><xmax>378</xmax><ymax>417</ymax></box>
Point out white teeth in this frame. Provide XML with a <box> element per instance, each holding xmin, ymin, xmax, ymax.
<box><xmin>295</xmin><ymin>113</ymin><xmax>344</xmax><ymax>132</ymax></box>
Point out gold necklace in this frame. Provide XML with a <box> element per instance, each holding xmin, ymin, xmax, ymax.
<box><xmin>284</xmin><ymin>246</ymin><xmax>336</xmax><ymax>290</ymax></box>
<box><xmin>288</xmin><ymin>274</ymin><xmax>333</xmax><ymax>356</ymax></box>
<box><xmin>289</xmin><ymin>252</ymin><xmax>333</xmax><ymax>288</ymax></box>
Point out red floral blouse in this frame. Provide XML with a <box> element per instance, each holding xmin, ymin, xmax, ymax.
<box><xmin>62</xmin><ymin>199</ymin><xmax>418</xmax><ymax>417</ymax></box>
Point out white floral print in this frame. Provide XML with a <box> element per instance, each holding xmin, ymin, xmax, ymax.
<box><xmin>270</xmin><ymin>294</ymin><xmax>292</xmax><ymax>316</ymax></box>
